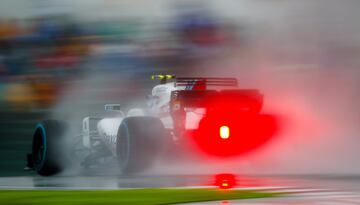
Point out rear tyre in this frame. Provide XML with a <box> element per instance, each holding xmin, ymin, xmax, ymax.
<box><xmin>32</xmin><ymin>120</ymin><xmax>67</xmax><ymax>176</ymax></box>
<box><xmin>116</xmin><ymin>116</ymin><xmax>164</xmax><ymax>174</ymax></box>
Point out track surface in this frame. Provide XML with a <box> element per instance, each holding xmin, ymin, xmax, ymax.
<box><xmin>1</xmin><ymin>175</ymin><xmax>360</xmax><ymax>204</ymax></box>
<box><xmin>1</xmin><ymin>175</ymin><xmax>360</xmax><ymax>190</ymax></box>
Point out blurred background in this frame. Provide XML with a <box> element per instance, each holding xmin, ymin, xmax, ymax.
<box><xmin>0</xmin><ymin>0</ymin><xmax>360</xmax><ymax>176</ymax></box>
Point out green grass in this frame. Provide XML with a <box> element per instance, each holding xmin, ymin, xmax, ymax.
<box><xmin>0</xmin><ymin>189</ymin><xmax>280</xmax><ymax>205</ymax></box>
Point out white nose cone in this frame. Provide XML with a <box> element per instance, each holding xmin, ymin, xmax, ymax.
<box><xmin>219</xmin><ymin>125</ymin><xmax>230</xmax><ymax>139</ymax></box>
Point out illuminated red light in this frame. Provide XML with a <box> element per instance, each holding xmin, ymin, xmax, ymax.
<box><xmin>219</xmin><ymin>125</ymin><xmax>230</xmax><ymax>139</ymax></box>
<box><xmin>192</xmin><ymin>111</ymin><xmax>278</xmax><ymax>157</ymax></box>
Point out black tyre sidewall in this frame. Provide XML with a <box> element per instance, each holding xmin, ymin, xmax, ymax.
<box><xmin>116</xmin><ymin>117</ymin><xmax>164</xmax><ymax>174</ymax></box>
<box><xmin>32</xmin><ymin>120</ymin><xmax>67</xmax><ymax>176</ymax></box>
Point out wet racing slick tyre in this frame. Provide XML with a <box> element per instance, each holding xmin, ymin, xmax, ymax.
<box><xmin>116</xmin><ymin>116</ymin><xmax>165</xmax><ymax>174</ymax></box>
<box><xmin>31</xmin><ymin>120</ymin><xmax>67</xmax><ymax>176</ymax></box>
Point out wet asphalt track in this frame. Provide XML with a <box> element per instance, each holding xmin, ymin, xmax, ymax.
<box><xmin>1</xmin><ymin>174</ymin><xmax>360</xmax><ymax>204</ymax></box>
<box><xmin>2</xmin><ymin>174</ymin><xmax>360</xmax><ymax>190</ymax></box>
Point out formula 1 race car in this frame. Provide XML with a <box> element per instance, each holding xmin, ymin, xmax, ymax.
<box><xmin>26</xmin><ymin>75</ymin><xmax>277</xmax><ymax>176</ymax></box>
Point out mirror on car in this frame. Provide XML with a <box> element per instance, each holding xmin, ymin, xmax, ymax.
<box><xmin>105</xmin><ymin>104</ymin><xmax>121</xmax><ymax>112</ymax></box>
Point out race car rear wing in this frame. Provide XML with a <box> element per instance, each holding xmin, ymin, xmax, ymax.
<box><xmin>175</xmin><ymin>77</ymin><xmax>238</xmax><ymax>88</ymax></box>
<box><xmin>170</xmin><ymin>89</ymin><xmax>263</xmax><ymax>113</ymax></box>
<box><xmin>151</xmin><ymin>75</ymin><xmax>238</xmax><ymax>88</ymax></box>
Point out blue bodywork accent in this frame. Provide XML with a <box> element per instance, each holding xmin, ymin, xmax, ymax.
<box><xmin>35</xmin><ymin>124</ymin><xmax>47</xmax><ymax>171</ymax></box>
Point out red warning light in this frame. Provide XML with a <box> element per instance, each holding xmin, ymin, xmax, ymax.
<box><xmin>219</xmin><ymin>125</ymin><xmax>230</xmax><ymax>139</ymax></box>
<box><xmin>193</xmin><ymin>111</ymin><xmax>278</xmax><ymax>157</ymax></box>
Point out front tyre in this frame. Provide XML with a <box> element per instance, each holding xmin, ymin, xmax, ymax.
<box><xmin>116</xmin><ymin>117</ymin><xmax>164</xmax><ymax>174</ymax></box>
<box><xmin>32</xmin><ymin>120</ymin><xmax>67</xmax><ymax>176</ymax></box>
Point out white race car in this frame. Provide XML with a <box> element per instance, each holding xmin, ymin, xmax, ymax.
<box><xmin>26</xmin><ymin>75</ymin><xmax>277</xmax><ymax>176</ymax></box>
